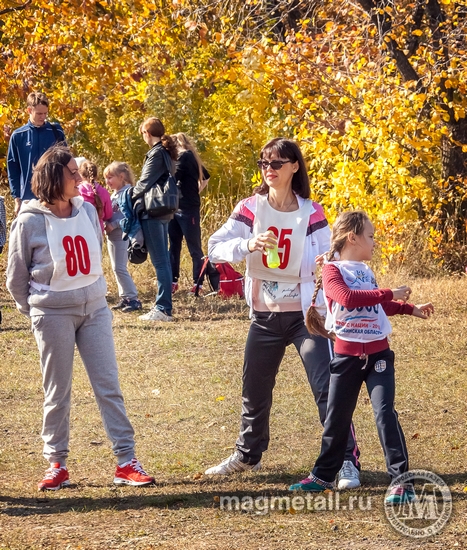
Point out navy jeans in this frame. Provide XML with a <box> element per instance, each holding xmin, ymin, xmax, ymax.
<box><xmin>141</xmin><ymin>218</ymin><xmax>173</xmax><ymax>316</ymax></box>
<box><xmin>168</xmin><ymin>209</ymin><xmax>205</xmax><ymax>285</ymax></box>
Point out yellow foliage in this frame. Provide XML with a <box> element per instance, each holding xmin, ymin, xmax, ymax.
<box><xmin>0</xmin><ymin>0</ymin><xmax>465</xmax><ymax>266</ymax></box>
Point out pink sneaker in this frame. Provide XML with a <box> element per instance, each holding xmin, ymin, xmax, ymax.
<box><xmin>38</xmin><ymin>463</ymin><xmax>70</xmax><ymax>491</ymax></box>
<box><xmin>113</xmin><ymin>458</ymin><xmax>154</xmax><ymax>486</ymax></box>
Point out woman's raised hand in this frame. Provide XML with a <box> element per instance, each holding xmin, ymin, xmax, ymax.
<box><xmin>391</xmin><ymin>286</ymin><xmax>412</xmax><ymax>302</ymax></box>
<box><xmin>248</xmin><ymin>231</ymin><xmax>278</xmax><ymax>254</ymax></box>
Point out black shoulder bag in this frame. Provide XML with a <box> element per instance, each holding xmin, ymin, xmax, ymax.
<box><xmin>144</xmin><ymin>150</ymin><xmax>181</xmax><ymax>217</ymax></box>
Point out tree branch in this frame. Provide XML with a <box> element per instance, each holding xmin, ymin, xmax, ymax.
<box><xmin>406</xmin><ymin>0</ymin><xmax>425</xmax><ymax>57</ymax></box>
<box><xmin>0</xmin><ymin>0</ymin><xmax>32</xmax><ymax>17</ymax></box>
<box><xmin>355</xmin><ymin>0</ymin><xmax>422</xmax><ymax>85</ymax></box>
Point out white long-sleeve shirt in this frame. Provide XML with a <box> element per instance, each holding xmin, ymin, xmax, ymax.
<box><xmin>208</xmin><ymin>193</ymin><xmax>331</xmax><ymax>317</ymax></box>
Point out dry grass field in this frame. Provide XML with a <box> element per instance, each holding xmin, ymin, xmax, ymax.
<box><xmin>1</xmin><ymin>245</ymin><xmax>467</xmax><ymax>549</ymax></box>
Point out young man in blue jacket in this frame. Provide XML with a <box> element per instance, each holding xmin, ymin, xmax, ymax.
<box><xmin>7</xmin><ymin>92</ymin><xmax>66</xmax><ymax>216</ymax></box>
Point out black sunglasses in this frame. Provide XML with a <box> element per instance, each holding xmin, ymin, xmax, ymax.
<box><xmin>257</xmin><ymin>159</ymin><xmax>292</xmax><ymax>171</ymax></box>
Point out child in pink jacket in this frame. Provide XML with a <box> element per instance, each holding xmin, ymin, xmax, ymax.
<box><xmin>78</xmin><ymin>160</ymin><xmax>112</xmax><ymax>233</ymax></box>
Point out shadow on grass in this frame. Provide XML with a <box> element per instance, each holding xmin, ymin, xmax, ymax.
<box><xmin>0</xmin><ymin>489</ymin><xmax>366</xmax><ymax>517</ymax></box>
<box><xmin>2</xmin><ymin>471</ymin><xmax>466</xmax><ymax>516</ymax></box>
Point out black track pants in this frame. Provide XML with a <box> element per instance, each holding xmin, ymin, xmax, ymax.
<box><xmin>236</xmin><ymin>310</ymin><xmax>360</xmax><ymax>466</ymax></box>
<box><xmin>312</xmin><ymin>348</ymin><xmax>409</xmax><ymax>483</ymax></box>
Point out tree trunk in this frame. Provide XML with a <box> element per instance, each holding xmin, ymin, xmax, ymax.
<box><xmin>442</xmin><ymin>118</ymin><xmax>467</xmax><ymax>181</ymax></box>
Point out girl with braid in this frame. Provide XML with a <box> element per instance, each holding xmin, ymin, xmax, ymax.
<box><xmin>289</xmin><ymin>210</ymin><xmax>434</xmax><ymax>504</ymax></box>
<box><xmin>78</xmin><ymin>160</ymin><xmax>112</xmax><ymax>234</ymax></box>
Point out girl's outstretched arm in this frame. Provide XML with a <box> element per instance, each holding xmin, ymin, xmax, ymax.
<box><xmin>323</xmin><ymin>263</ymin><xmax>394</xmax><ymax>307</ymax></box>
<box><xmin>412</xmin><ymin>303</ymin><xmax>435</xmax><ymax>319</ymax></box>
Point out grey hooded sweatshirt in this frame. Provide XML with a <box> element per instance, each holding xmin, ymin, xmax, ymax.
<box><xmin>7</xmin><ymin>198</ymin><xmax>108</xmax><ymax>317</ymax></box>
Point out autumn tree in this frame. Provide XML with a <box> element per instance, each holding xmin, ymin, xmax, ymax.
<box><xmin>1</xmin><ymin>0</ymin><xmax>467</xmax><ymax>270</ymax></box>
<box><xmin>353</xmin><ymin>0</ymin><xmax>467</xmax><ymax>269</ymax></box>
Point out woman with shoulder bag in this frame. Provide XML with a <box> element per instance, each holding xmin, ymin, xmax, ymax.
<box><xmin>132</xmin><ymin>117</ymin><xmax>178</xmax><ymax>322</ymax></box>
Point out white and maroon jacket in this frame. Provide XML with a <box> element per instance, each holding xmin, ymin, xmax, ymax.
<box><xmin>323</xmin><ymin>262</ymin><xmax>414</xmax><ymax>356</ymax></box>
<box><xmin>208</xmin><ymin>193</ymin><xmax>331</xmax><ymax>317</ymax></box>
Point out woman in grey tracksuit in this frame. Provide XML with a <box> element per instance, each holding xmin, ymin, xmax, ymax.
<box><xmin>6</xmin><ymin>145</ymin><xmax>154</xmax><ymax>491</ymax></box>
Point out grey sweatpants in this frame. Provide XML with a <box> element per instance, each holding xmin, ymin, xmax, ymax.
<box><xmin>106</xmin><ymin>235</ymin><xmax>138</xmax><ymax>300</ymax></box>
<box><xmin>31</xmin><ymin>306</ymin><xmax>135</xmax><ymax>466</ymax></box>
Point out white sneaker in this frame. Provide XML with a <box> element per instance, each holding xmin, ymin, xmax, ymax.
<box><xmin>139</xmin><ymin>308</ymin><xmax>173</xmax><ymax>322</ymax></box>
<box><xmin>205</xmin><ymin>450</ymin><xmax>261</xmax><ymax>475</ymax></box>
<box><xmin>337</xmin><ymin>460</ymin><xmax>361</xmax><ymax>490</ymax></box>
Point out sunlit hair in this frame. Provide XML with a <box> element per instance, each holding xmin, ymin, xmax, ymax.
<box><xmin>255</xmin><ymin>137</ymin><xmax>310</xmax><ymax>198</ymax></box>
<box><xmin>27</xmin><ymin>92</ymin><xmax>49</xmax><ymax>108</ymax></box>
<box><xmin>103</xmin><ymin>162</ymin><xmax>135</xmax><ymax>185</ymax></box>
<box><xmin>305</xmin><ymin>210</ymin><xmax>371</xmax><ymax>340</ymax></box>
<box><xmin>78</xmin><ymin>160</ymin><xmax>104</xmax><ymax>219</ymax></box>
<box><xmin>31</xmin><ymin>145</ymin><xmax>73</xmax><ymax>204</ymax></box>
<box><xmin>139</xmin><ymin>117</ymin><xmax>178</xmax><ymax>160</ymax></box>
<box><xmin>171</xmin><ymin>132</ymin><xmax>204</xmax><ymax>183</ymax></box>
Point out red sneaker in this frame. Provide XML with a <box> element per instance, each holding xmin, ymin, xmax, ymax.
<box><xmin>172</xmin><ymin>282</ymin><xmax>179</xmax><ymax>294</ymax></box>
<box><xmin>190</xmin><ymin>284</ymin><xmax>203</xmax><ymax>296</ymax></box>
<box><xmin>38</xmin><ymin>463</ymin><xmax>70</xmax><ymax>491</ymax></box>
<box><xmin>113</xmin><ymin>458</ymin><xmax>154</xmax><ymax>486</ymax></box>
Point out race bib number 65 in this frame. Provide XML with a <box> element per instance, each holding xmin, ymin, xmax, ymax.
<box><xmin>261</xmin><ymin>226</ymin><xmax>292</xmax><ymax>269</ymax></box>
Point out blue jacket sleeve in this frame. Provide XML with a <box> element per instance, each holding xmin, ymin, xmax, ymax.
<box><xmin>52</xmin><ymin>122</ymin><xmax>67</xmax><ymax>145</ymax></box>
<box><xmin>7</xmin><ymin>134</ymin><xmax>21</xmax><ymax>199</ymax></box>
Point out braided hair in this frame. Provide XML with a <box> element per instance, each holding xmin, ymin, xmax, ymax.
<box><xmin>78</xmin><ymin>160</ymin><xmax>104</xmax><ymax>219</ymax></box>
<box><xmin>305</xmin><ymin>210</ymin><xmax>370</xmax><ymax>340</ymax></box>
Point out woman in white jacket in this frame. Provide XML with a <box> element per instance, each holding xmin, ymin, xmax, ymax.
<box><xmin>7</xmin><ymin>145</ymin><xmax>154</xmax><ymax>491</ymax></box>
<box><xmin>205</xmin><ymin>138</ymin><xmax>361</xmax><ymax>489</ymax></box>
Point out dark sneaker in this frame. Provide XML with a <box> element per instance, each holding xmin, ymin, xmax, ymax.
<box><xmin>190</xmin><ymin>285</ymin><xmax>203</xmax><ymax>296</ymax></box>
<box><xmin>111</xmin><ymin>299</ymin><xmax>130</xmax><ymax>310</ymax></box>
<box><xmin>289</xmin><ymin>477</ymin><xmax>328</xmax><ymax>492</ymax></box>
<box><xmin>121</xmin><ymin>299</ymin><xmax>142</xmax><ymax>313</ymax></box>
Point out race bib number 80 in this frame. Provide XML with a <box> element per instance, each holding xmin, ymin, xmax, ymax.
<box><xmin>63</xmin><ymin>235</ymin><xmax>91</xmax><ymax>276</ymax></box>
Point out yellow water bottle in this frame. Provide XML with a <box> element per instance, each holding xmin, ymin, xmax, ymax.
<box><xmin>266</xmin><ymin>244</ymin><xmax>281</xmax><ymax>269</ymax></box>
